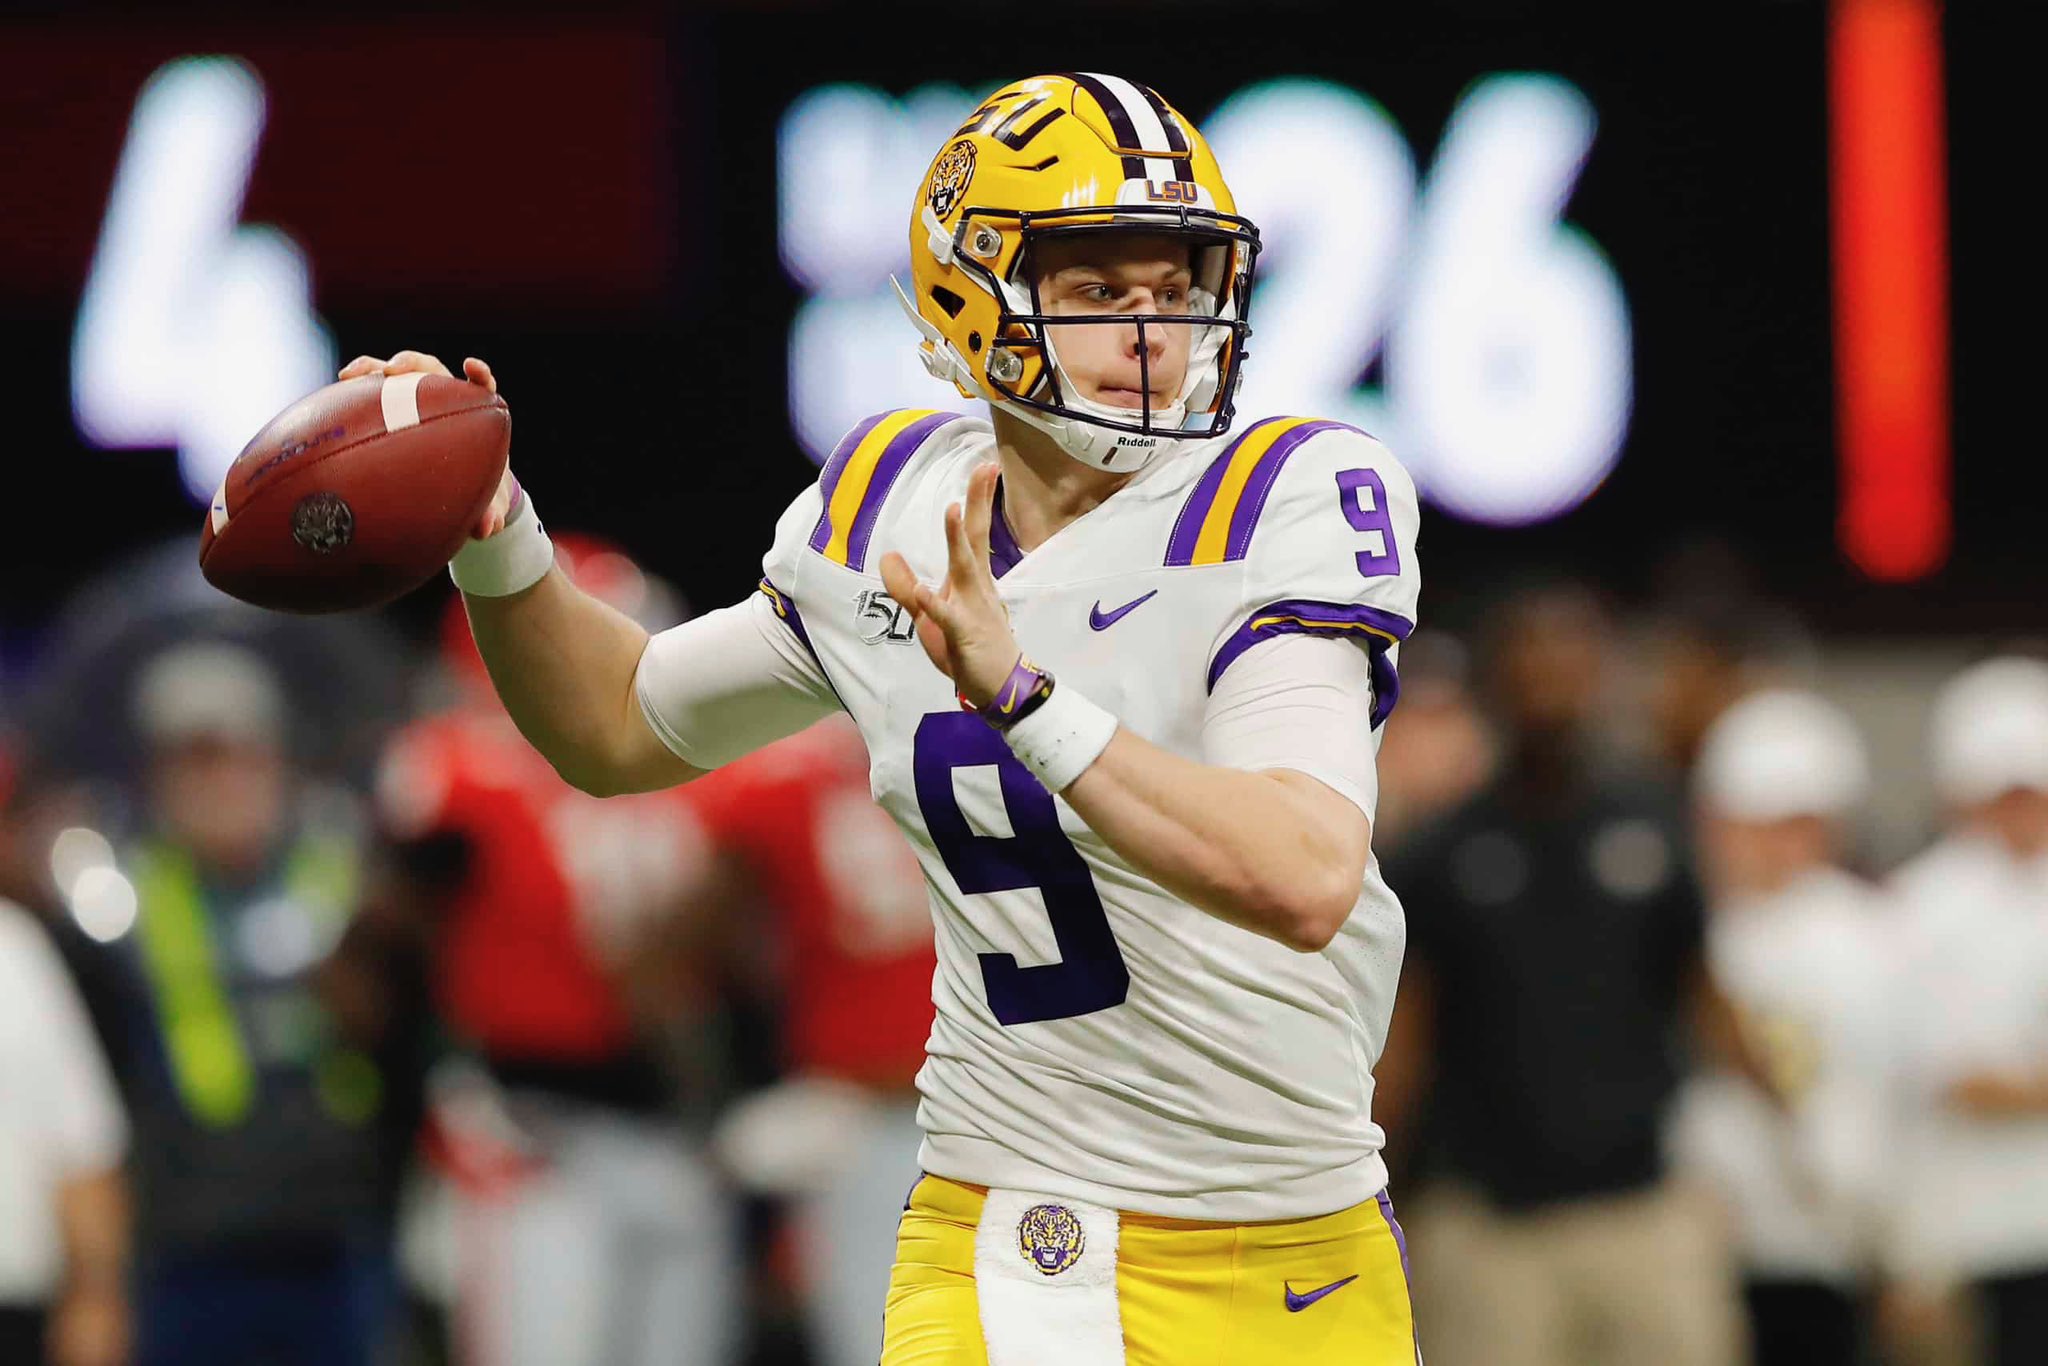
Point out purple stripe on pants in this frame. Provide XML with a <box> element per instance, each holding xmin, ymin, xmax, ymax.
<box><xmin>1375</xmin><ymin>1188</ymin><xmax>1424</xmax><ymax>1366</ymax></box>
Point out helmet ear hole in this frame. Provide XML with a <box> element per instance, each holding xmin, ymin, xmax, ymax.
<box><xmin>967</xmin><ymin>332</ymin><xmax>983</xmax><ymax>353</ymax></box>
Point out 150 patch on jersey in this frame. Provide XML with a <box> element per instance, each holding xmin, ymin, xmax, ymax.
<box><xmin>855</xmin><ymin>588</ymin><xmax>918</xmax><ymax>644</ymax></box>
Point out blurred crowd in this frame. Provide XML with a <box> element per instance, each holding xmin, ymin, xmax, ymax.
<box><xmin>3</xmin><ymin>534</ymin><xmax>2047</xmax><ymax>1366</ymax></box>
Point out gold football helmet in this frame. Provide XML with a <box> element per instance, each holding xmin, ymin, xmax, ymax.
<box><xmin>897</xmin><ymin>73</ymin><xmax>1260</xmax><ymax>472</ymax></box>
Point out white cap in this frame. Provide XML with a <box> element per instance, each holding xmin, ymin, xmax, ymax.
<box><xmin>1695</xmin><ymin>687</ymin><xmax>1869</xmax><ymax>820</ymax></box>
<box><xmin>1930</xmin><ymin>657</ymin><xmax>2048</xmax><ymax>805</ymax></box>
<box><xmin>133</xmin><ymin>641</ymin><xmax>285</xmax><ymax>749</ymax></box>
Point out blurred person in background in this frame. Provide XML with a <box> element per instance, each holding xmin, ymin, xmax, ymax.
<box><xmin>1672</xmin><ymin>689</ymin><xmax>1894</xmax><ymax>1366</ymax></box>
<box><xmin>114</xmin><ymin>641</ymin><xmax>401</xmax><ymax>1366</ymax></box>
<box><xmin>1887</xmin><ymin>657</ymin><xmax>2048</xmax><ymax>1366</ymax></box>
<box><xmin>1633</xmin><ymin>540</ymin><xmax>1815</xmax><ymax>779</ymax></box>
<box><xmin>366</xmin><ymin>540</ymin><xmax>743</xmax><ymax>1366</ymax></box>
<box><xmin>1381</xmin><ymin>581</ymin><xmax>1744</xmax><ymax>1366</ymax></box>
<box><xmin>0</xmin><ymin>754</ymin><xmax>131</xmax><ymax>1366</ymax></box>
<box><xmin>1358</xmin><ymin>630</ymin><xmax>1493</xmax><ymax>1187</ymax></box>
<box><xmin>1367</xmin><ymin>630</ymin><xmax>1494</xmax><ymax>855</ymax></box>
<box><xmin>696</xmin><ymin>716</ymin><xmax>935</xmax><ymax>1366</ymax></box>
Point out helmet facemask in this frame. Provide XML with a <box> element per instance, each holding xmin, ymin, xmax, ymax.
<box><xmin>953</xmin><ymin>206</ymin><xmax>1258</xmax><ymax>472</ymax></box>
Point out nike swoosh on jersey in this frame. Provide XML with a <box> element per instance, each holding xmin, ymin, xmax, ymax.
<box><xmin>1089</xmin><ymin>590</ymin><xmax>1158</xmax><ymax>631</ymax></box>
<box><xmin>1283</xmin><ymin>1275</ymin><xmax>1359</xmax><ymax>1313</ymax></box>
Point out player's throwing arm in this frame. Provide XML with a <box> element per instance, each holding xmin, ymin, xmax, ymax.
<box><xmin>337</xmin><ymin>351</ymin><xmax>704</xmax><ymax>797</ymax></box>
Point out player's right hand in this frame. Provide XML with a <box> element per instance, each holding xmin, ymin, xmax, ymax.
<box><xmin>338</xmin><ymin>350</ymin><xmax>516</xmax><ymax>539</ymax></box>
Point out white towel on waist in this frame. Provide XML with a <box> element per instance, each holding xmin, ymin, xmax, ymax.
<box><xmin>974</xmin><ymin>1187</ymin><xmax>1126</xmax><ymax>1365</ymax></box>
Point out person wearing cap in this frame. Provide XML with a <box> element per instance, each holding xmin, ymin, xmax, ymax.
<box><xmin>109</xmin><ymin>640</ymin><xmax>405</xmax><ymax>1366</ymax></box>
<box><xmin>1671</xmin><ymin>688</ymin><xmax>1896</xmax><ymax>1366</ymax></box>
<box><xmin>1887</xmin><ymin>657</ymin><xmax>2048</xmax><ymax>1366</ymax></box>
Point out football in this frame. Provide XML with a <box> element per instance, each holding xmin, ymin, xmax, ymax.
<box><xmin>200</xmin><ymin>373</ymin><xmax>510</xmax><ymax>613</ymax></box>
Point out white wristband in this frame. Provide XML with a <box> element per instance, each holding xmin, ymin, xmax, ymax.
<box><xmin>449</xmin><ymin>484</ymin><xmax>554</xmax><ymax>597</ymax></box>
<box><xmin>1002</xmin><ymin>682</ymin><xmax>1117</xmax><ymax>793</ymax></box>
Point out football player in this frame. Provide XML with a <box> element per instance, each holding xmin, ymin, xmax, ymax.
<box><xmin>345</xmin><ymin>72</ymin><xmax>1423</xmax><ymax>1363</ymax></box>
<box><xmin>374</xmin><ymin>539</ymin><xmax>742</xmax><ymax>1366</ymax></box>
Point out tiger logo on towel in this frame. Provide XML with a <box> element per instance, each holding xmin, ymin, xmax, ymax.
<box><xmin>1017</xmin><ymin>1203</ymin><xmax>1086</xmax><ymax>1276</ymax></box>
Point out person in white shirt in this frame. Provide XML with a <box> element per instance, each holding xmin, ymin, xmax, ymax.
<box><xmin>1888</xmin><ymin>656</ymin><xmax>2048</xmax><ymax>1366</ymax></box>
<box><xmin>0</xmin><ymin>895</ymin><xmax>131</xmax><ymax>1366</ymax></box>
<box><xmin>1674</xmin><ymin>688</ymin><xmax>1895</xmax><ymax>1366</ymax></box>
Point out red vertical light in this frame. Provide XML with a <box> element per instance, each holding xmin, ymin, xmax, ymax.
<box><xmin>1829</xmin><ymin>0</ymin><xmax>1951</xmax><ymax>581</ymax></box>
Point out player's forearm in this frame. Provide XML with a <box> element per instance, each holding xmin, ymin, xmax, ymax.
<box><xmin>1062</xmin><ymin>729</ymin><xmax>1367</xmax><ymax>952</ymax></box>
<box><xmin>462</xmin><ymin>567</ymin><xmax>661</xmax><ymax>792</ymax></box>
<box><xmin>54</xmin><ymin>1167</ymin><xmax>128</xmax><ymax>1294</ymax></box>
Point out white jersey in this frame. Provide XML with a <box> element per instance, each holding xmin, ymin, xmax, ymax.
<box><xmin>1668</xmin><ymin>868</ymin><xmax>1897</xmax><ymax>1285</ymax></box>
<box><xmin>744</xmin><ymin>409</ymin><xmax>1420</xmax><ymax>1221</ymax></box>
<box><xmin>1886</xmin><ymin>832</ymin><xmax>2048</xmax><ymax>1279</ymax></box>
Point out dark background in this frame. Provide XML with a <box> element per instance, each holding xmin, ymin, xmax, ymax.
<box><xmin>0</xmin><ymin>1</ymin><xmax>2025</xmax><ymax>680</ymax></box>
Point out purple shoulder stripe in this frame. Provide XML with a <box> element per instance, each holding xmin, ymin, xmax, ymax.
<box><xmin>808</xmin><ymin>412</ymin><xmax>890</xmax><ymax>554</ymax></box>
<box><xmin>1223</xmin><ymin>419</ymin><xmax>1357</xmax><ymax>562</ymax></box>
<box><xmin>1207</xmin><ymin>597</ymin><xmax>1415</xmax><ymax>729</ymax></box>
<box><xmin>842</xmin><ymin>411</ymin><xmax>958</xmax><ymax>572</ymax></box>
<box><xmin>1165</xmin><ymin>417</ymin><xmax>1281</xmax><ymax>567</ymax></box>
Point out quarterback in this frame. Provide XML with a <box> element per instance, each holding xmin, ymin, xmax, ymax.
<box><xmin>346</xmin><ymin>72</ymin><xmax>1422</xmax><ymax>1364</ymax></box>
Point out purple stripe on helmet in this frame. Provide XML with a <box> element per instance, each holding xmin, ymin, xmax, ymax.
<box><xmin>842</xmin><ymin>412</ymin><xmax>956</xmax><ymax>572</ymax></box>
<box><xmin>1060</xmin><ymin>72</ymin><xmax>1147</xmax><ymax>180</ymax></box>
<box><xmin>1222</xmin><ymin>420</ymin><xmax>1357</xmax><ymax>562</ymax></box>
<box><xmin>1206</xmin><ymin>597</ymin><xmax>1415</xmax><ymax>729</ymax></box>
<box><xmin>989</xmin><ymin>481</ymin><xmax>1025</xmax><ymax>579</ymax></box>
<box><xmin>1164</xmin><ymin>417</ymin><xmax>1281</xmax><ymax>566</ymax></box>
<box><xmin>807</xmin><ymin>411</ymin><xmax>891</xmax><ymax>554</ymax></box>
<box><xmin>1134</xmin><ymin>83</ymin><xmax>1190</xmax><ymax>155</ymax></box>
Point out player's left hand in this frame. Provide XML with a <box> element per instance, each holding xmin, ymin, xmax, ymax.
<box><xmin>879</xmin><ymin>461</ymin><xmax>1022</xmax><ymax>708</ymax></box>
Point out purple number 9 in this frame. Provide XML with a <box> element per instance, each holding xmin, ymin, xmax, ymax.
<box><xmin>913</xmin><ymin>712</ymin><xmax>1130</xmax><ymax>1026</ymax></box>
<box><xmin>1336</xmin><ymin>469</ymin><xmax>1400</xmax><ymax>579</ymax></box>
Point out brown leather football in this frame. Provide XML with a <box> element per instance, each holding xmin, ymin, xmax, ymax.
<box><xmin>200</xmin><ymin>372</ymin><xmax>510</xmax><ymax>613</ymax></box>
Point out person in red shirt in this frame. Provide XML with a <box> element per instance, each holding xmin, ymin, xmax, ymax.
<box><xmin>688</xmin><ymin>717</ymin><xmax>935</xmax><ymax>1366</ymax></box>
<box><xmin>374</xmin><ymin>538</ymin><xmax>738</xmax><ymax>1366</ymax></box>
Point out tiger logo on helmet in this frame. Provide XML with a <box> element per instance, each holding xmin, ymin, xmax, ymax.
<box><xmin>894</xmin><ymin>73</ymin><xmax>1261</xmax><ymax>474</ymax></box>
<box><xmin>925</xmin><ymin>139</ymin><xmax>978</xmax><ymax>220</ymax></box>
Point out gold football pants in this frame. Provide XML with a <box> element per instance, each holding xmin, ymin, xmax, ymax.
<box><xmin>882</xmin><ymin>1174</ymin><xmax>1420</xmax><ymax>1364</ymax></box>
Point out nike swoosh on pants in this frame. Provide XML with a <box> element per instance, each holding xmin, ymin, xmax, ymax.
<box><xmin>1283</xmin><ymin>1275</ymin><xmax>1359</xmax><ymax>1312</ymax></box>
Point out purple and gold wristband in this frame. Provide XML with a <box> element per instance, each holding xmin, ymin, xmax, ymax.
<box><xmin>962</xmin><ymin>654</ymin><xmax>1055</xmax><ymax>731</ymax></box>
